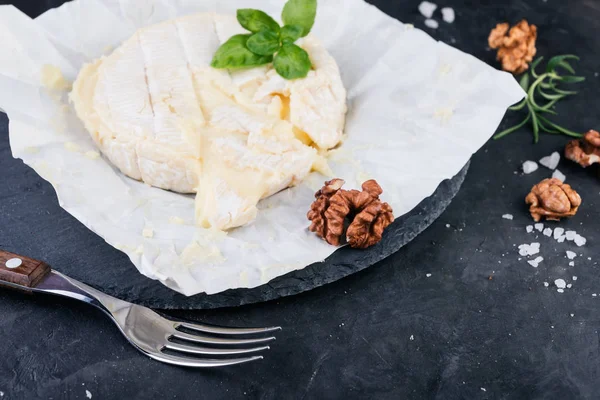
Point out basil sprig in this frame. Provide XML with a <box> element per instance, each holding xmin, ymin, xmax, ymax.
<box><xmin>211</xmin><ymin>0</ymin><xmax>317</xmax><ymax>80</ymax></box>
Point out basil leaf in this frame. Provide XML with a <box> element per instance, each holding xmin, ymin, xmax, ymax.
<box><xmin>281</xmin><ymin>0</ymin><xmax>317</xmax><ymax>37</ymax></box>
<box><xmin>237</xmin><ymin>9</ymin><xmax>281</xmax><ymax>34</ymax></box>
<box><xmin>247</xmin><ymin>31</ymin><xmax>281</xmax><ymax>56</ymax></box>
<box><xmin>211</xmin><ymin>34</ymin><xmax>273</xmax><ymax>69</ymax></box>
<box><xmin>273</xmin><ymin>43</ymin><xmax>311</xmax><ymax>79</ymax></box>
<box><xmin>280</xmin><ymin>25</ymin><xmax>304</xmax><ymax>44</ymax></box>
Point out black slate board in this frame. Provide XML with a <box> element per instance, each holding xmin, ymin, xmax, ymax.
<box><xmin>0</xmin><ymin>108</ymin><xmax>468</xmax><ymax>309</ymax></box>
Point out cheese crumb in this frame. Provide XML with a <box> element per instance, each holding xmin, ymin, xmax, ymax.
<box><xmin>441</xmin><ymin>7</ymin><xmax>455</xmax><ymax>23</ymax></box>
<box><xmin>64</xmin><ymin>142</ymin><xmax>81</xmax><ymax>153</ymax></box>
<box><xmin>535</xmin><ymin>223</ymin><xmax>544</xmax><ymax>232</ymax></box>
<box><xmin>553</xmin><ymin>227</ymin><xmax>565</xmax><ymax>240</ymax></box>
<box><xmin>424</xmin><ymin>18</ymin><xmax>439</xmax><ymax>29</ymax></box>
<box><xmin>134</xmin><ymin>245</ymin><xmax>144</xmax><ymax>254</ymax></box>
<box><xmin>574</xmin><ymin>234</ymin><xmax>587</xmax><ymax>247</ymax></box>
<box><xmin>555</xmin><ymin>279</ymin><xmax>566</xmax><ymax>289</ymax></box>
<box><xmin>566</xmin><ymin>251</ymin><xmax>577</xmax><ymax>260</ymax></box>
<box><xmin>41</xmin><ymin>64</ymin><xmax>72</xmax><ymax>91</ymax></box>
<box><xmin>539</xmin><ymin>151</ymin><xmax>560</xmax><ymax>170</ymax></box>
<box><xmin>526</xmin><ymin>225</ymin><xmax>534</xmax><ymax>233</ymax></box>
<box><xmin>84</xmin><ymin>150</ymin><xmax>100</xmax><ymax>160</ymax></box>
<box><xmin>552</xmin><ymin>169</ymin><xmax>566</xmax><ymax>182</ymax></box>
<box><xmin>142</xmin><ymin>228</ymin><xmax>154</xmax><ymax>238</ymax></box>
<box><xmin>543</xmin><ymin>228</ymin><xmax>553</xmax><ymax>237</ymax></box>
<box><xmin>418</xmin><ymin>1</ymin><xmax>437</xmax><ymax>18</ymax></box>
<box><xmin>502</xmin><ymin>214</ymin><xmax>513</xmax><ymax>220</ymax></box>
<box><xmin>169</xmin><ymin>216</ymin><xmax>186</xmax><ymax>225</ymax></box>
<box><xmin>528</xmin><ymin>256</ymin><xmax>544</xmax><ymax>268</ymax></box>
<box><xmin>522</xmin><ymin>161</ymin><xmax>539</xmax><ymax>174</ymax></box>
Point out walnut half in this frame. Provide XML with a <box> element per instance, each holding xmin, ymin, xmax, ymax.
<box><xmin>525</xmin><ymin>178</ymin><xmax>581</xmax><ymax>222</ymax></box>
<box><xmin>488</xmin><ymin>20</ymin><xmax>537</xmax><ymax>74</ymax></box>
<box><xmin>307</xmin><ymin>179</ymin><xmax>394</xmax><ymax>249</ymax></box>
<box><xmin>565</xmin><ymin>130</ymin><xmax>600</xmax><ymax>168</ymax></box>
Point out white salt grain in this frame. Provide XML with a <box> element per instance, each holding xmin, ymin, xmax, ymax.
<box><xmin>567</xmin><ymin>284</ymin><xmax>573</xmax><ymax>289</ymax></box>
<box><xmin>574</xmin><ymin>235</ymin><xmax>587</xmax><ymax>247</ymax></box>
<box><xmin>569</xmin><ymin>261</ymin><xmax>575</xmax><ymax>267</ymax></box>
<box><xmin>565</xmin><ymin>231</ymin><xmax>577</xmax><ymax>241</ymax></box>
<box><xmin>570</xmin><ymin>313</ymin><xmax>574</xmax><ymax>317</ymax></box>
<box><xmin>543</xmin><ymin>228</ymin><xmax>553</xmax><ymax>237</ymax></box>
<box><xmin>555</xmin><ymin>279</ymin><xmax>566</xmax><ymax>289</ymax></box>
<box><xmin>528</xmin><ymin>256</ymin><xmax>544</xmax><ymax>268</ymax></box>
<box><xmin>418</xmin><ymin>1</ymin><xmax>437</xmax><ymax>18</ymax></box>
<box><xmin>502</xmin><ymin>214</ymin><xmax>514</xmax><ymax>220</ymax></box>
<box><xmin>526</xmin><ymin>225</ymin><xmax>534</xmax><ymax>233</ymax></box>
<box><xmin>566</xmin><ymin>251</ymin><xmax>577</xmax><ymax>260</ymax></box>
<box><xmin>554</xmin><ymin>227</ymin><xmax>565</xmax><ymax>240</ymax></box>
<box><xmin>544</xmin><ymin>282</ymin><xmax>549</xmax><ymax>287</ymax></box>
<box><xmin>522</xmin><ymin>161</ymin><xmax>539</xmax><ymax>174</ymax></box>
<box><xmin>557</xmin><ymin>236</ymin><xmax>566</xmax><ymax>243</ymax></box>
<box><xmin>410</xmin><ymin>335</ymin><xmax>414</xmax><ymax>340</ymax></box>
<box><xmin>426</xmin><ymin>273</ymin><xmax>432</xmax><ymax>277</ymax></box>
<box><xmin>446</xmin><ymin>224</ymin><xmax>451</xmax><ymax>228</ymax></box>
<box><xmin>424</xmin><ymin>18</ymin><xmax>439</xmax><ymax>29</ymax></box>
<box><xmin>518</xmin><ymin>243</ymin><xmax>540</xmax><ymax>256</ymax></box>
<box><xmin>593</xmin><ymin>294</ymin><xmax>598</xmax><ymax>297</ymax></box>
<box><xmin>540</xmin><ymin>152</ymin><xmax>560</xmax><ymax>170</ymax></box>
<box><xmin>557</xmin><ymin>289</ymin><xmax>564</xmax><ymax>293</ymax></box>
<box><xmin>552</xmin><ymin>169</ymin><xmax>566</xmax><ymax>182</ymax></box>
<box><xmin>535</xmin><ymin>223</ymin><xmax>544</xmax><ymax>232</ymax></box>
<box><xmin>573</xmin><ymin>276</ymin><xmax>578</xmax><ymax>281</ymax></box>
<box><xmin>441</xmin><ymin>7</ymin><xmax>455</xmax><ymax>23</ymax></box>
<box><xmin>86</xmin><ymin>390</ymin><xmax>92</xmax><ymax>399</ymax></box>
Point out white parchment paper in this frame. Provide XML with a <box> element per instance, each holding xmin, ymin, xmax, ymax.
<box><xmin>0</xmin><ymin>0</ymin><xmax>524</xmax><ymax>295</ymax></box>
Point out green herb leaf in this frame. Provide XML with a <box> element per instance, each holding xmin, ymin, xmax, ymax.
<box><xmin>211</xmin><ymin>34</ymin><xmax>273</xmax><ymax>69</ymax></box>
<box><xmin>519</xmin><ymin>73</ymin><xmax>530</xmax><ymax>91</ymax></box>
<box><xmin>530</xmin><ymin>56</ymin><xmax>544</xmax><ymax>78</ymax></box>
<box><xmin>237</xmin><ymin>9</ymin><xmax>281</xmax><ymax>34</ymax></box>
<box><xmin>273</xmin><ymin>43</ymin><xmax>311</xmax><ymax>79</ymax></box>
<box><xmin>282</xmin><ymin>0</ymin><xmax>317</xmax><ymax>37</ymax></box>
<box><xmin>557</xmin><ymin>60</ymin><xmax>576</xmax><ymax>74</ymax></box>
<box><xmin>493</xmin><ymin>114</ymin><xmax>531</xmax><ymax>139</ymax></box>
<box><xmin>546</xmin><ymin>55</ymin><xmax>579</xmax><ymax>73</ymax></box>
<box><xmin>247</xmin><ymin>31</ymin><xmax>281</xmax><ymax>56</ymax></box>
<box><xmin>280</xmin><ymin>25</ymin><xmax>304</xmax><ymax>43</ymax></box>
<box><xmin>509</xmin><ymin>98</ymin><xmax>527</xmax><ymax>111</ymax></box>
<box><xmin>558</xmin><ymin>75</ymin><xmax>586</xmax><ymax>83</ymax></box>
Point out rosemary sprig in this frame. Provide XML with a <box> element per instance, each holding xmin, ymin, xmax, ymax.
<box><xmin>494</xmin><ymin>55</ymin><xmax>585</xmax><ymax>143</ymax></box>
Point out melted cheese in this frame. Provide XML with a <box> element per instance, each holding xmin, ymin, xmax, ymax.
<box><xmin>71</xmin><ymin>12</ymin><xmax>347</xmax><ymax>230</ymax></box>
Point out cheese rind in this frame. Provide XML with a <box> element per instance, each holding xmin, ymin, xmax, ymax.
<box><xmin>71</xmin><ymin>13</ymin><xmax>347</xmax><ymax>230</ymax></box>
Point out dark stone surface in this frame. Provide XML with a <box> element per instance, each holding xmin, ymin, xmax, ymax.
<box><xmin>1</xmin><ymin>0</ymin><xmax>600</xmax><ymax>399</ymax></box>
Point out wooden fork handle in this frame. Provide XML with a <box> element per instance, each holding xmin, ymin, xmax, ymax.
<box><xmin>0</xmin><ymin>249</ymin><xmax>51</xmax><ymax>288</ymax></box>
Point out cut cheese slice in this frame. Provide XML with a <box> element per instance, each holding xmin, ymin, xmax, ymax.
<box><xmin>71</xmin><ymin>12</ymin><xmax>347</xmax><ymax>230</ymax></box>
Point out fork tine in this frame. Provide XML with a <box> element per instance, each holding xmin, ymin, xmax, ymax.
<box><xmin>149</xmin><ymin>352</ymin><xmax>263</xmax><ymax>368</ymax></box>
<box><xmin>165</xmin><ymin>342</ymin><xmax>270</xmax><ymax>356</ymax></box>
<box><xmin>172</xmin><ymin>331</ymin><xmax>276</xmax><ymax>345</ymax></box>
<box><xmin>176</xmin><ymin>321</ymin><xmax>282</xmax><ymax>336</ymax></box>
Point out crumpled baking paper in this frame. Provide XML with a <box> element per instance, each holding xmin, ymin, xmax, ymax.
<box><xmin>0</xmin><ymin>0</ymin><xmax>524</xmax><ymax>296</ymax></box>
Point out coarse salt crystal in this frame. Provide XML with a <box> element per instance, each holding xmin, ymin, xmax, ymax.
<box><xmin>555</xmin><ymin>279</ymin><xmax>566</xmax><ymax>289</ymax></box>
<box><xmin>418</xmin><ymin>1</ymin><xmax>437</xmax><ymax>18</ymax></box>
<box><xmin>569</xmin><ymin>261</ymin><xmax>575</xmax><ymax>267</ymax></box>
<box><xmin>522</xmin><ymin>161</ymin><xmax>539</xmax><ymax>174</ymax></box>
<box><xmin>441</xmin><ymin>7</ymin><xmax>455</xmax><ymax>23</ymax></box>
<box><xmin>543</xmin><ymin>228</ymin><xmax>553</xmax><ymax>237</ymax></box>
<box><xmin>557</xmin><ymin>289</ymin><xmax>564</xmax><ymax>293</ymax></box>
<box><xmin>535</xmin><ymin>223</ymin><xmax>544</xmax><ymax>232</ymax></box>
<box><xmin>557</xmin><ymin>236</ymin><xmax>566</xmax><ymax>243</ymax></box>
<box><xmin>552</xmin><ymin>169</ymin><xmax>566</xmax><ymax>182</ymax></box>
<box><xmin>446</xmin><ymin>224</ymin><xmax>451</xmax><ymax>228</ymax></box>
<box><xmin>574</xmin><ymin>235</ymin><xmax>587</xmax><ymax>247</ymax></box>
<box><xmin>426</xmin><ymin>273</ymin><xmax>432</xmax><ymax>277</ymax></box>
<box><xmin>526</xmin><ymin>225</ymin><xmax>534</xmax><ymax>233</ymax></box>
<box><xmin>502</xmin><ymin>214</ymin><xmax>513</xmax><ymax>220</ymax></box>
<box><xmin>566</xmin><ymin>251</ymin><xmax>577</xmax><ymax>260</ymax></box>
<box><xmin>565</xmin><ymin>231</ymin><xmax>577</xmax><ymax>241</ymax></box>
<box><xmin>86</xmin><ymin>390</ymin><xmax>92</xmax><ymax>399</ymax></box>
<box><xmin>528</xmin><ymin>256</ymin><xmax>544</xmax><ymax>268</ymax></box>
<box><xmin>424</xmin><ymin>18</ymin><xmax>439</xmax><ymax>29</ymax></box>
<box><xmin>573</xmin><ymin>276</ymin><xmax>578</xmax><ymax>281</ymax></box>
<box><xmin>593</xmin><ymin>294</ymin><xmax>597</xmax><ymax>297</ymax></box>
<box><xmin>570</xmin><ymin>313</ymin><xmax>574</xmax><ymax>317</ymax></box>
<box><xmin>544</xmin><ymin>282</ymin><xmax>549</xmax><ymax>287</ymax></box>
<box><xmin>567</xmin><ymin>284</ymin><xmax>573</xmax><ymax>289</ymax></box>
<box><xmin>553</xmin><ymin>227</ymin><xmax>565</xmax><ymax>240</ymax></box>
<box><xmin>540</xmin><ymin>152</ymin><xmax>560</xmax><ymax>170</ymax></box>
<box><xmin>518</xmin><ymin>243</ymin><xmax>540</xmax><ymax>256</ymax></box>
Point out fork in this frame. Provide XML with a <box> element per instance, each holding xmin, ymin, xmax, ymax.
<box><xmin>0</xmin><ymin>249</ymin><xmax>281</xmax><ymax>367</ymax></box>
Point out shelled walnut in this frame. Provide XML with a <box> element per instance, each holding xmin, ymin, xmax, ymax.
<box><xmin>525</xmin><ymin>178</ymin><xmax>581</xmax><ymax>222</ymax></box>
<box><xmin>565</xmin><ymin>130</ymin><xmax>600</xmax><ymax>168</ymax></box>
<box><xmin>488</xmin><ymin>20</ymin><xmax>537</xmax><ymax>74</ymax></box>
<box><xmin>307</xmin><ymin>179</ymin><xmax>394</xmax><ymax>249</ymax></box>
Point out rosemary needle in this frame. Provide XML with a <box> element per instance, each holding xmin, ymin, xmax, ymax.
<box><xmin>494</xmin><ymin>55</ymin><xmax>585</xmax><ymax>143</ymax></box>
